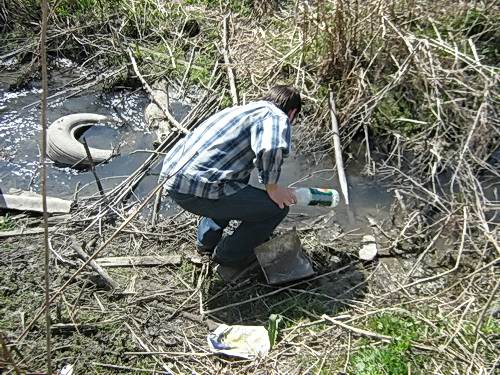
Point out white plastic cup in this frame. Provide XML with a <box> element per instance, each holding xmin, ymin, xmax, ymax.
<box><xmin>294</xmin><ymin>187</ymin><xmax>340</xmax><ymax>207</ymax></box>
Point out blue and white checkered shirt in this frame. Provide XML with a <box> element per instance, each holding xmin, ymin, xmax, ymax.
<box><xmin>160</xmin><ymin>100</ymin><xmax>291</xmax><ymax>199</ymax></box>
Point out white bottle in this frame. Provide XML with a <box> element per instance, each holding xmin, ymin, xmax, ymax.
<box><xmin>294</xmin><ymin>187</ymin><xmax>340</xmax><ymax>207</ymax></box>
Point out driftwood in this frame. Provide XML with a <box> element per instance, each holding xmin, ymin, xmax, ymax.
<box><xmin>0</xmin><ymin>191</ymin><xmax>72</xmax><ymax>214</ymax></box>
<box><xmin>46</xmin><ymin>214</ymin><xmax>71</xmax><ymax>225</ymax></box>
<box><xmin>71</xmin><ymin>241</ymin><xmax>119</xmax><ymax>290</ymax></box>
<box><xmin>51</xmin><ymin>323</ymin><xmax>98</xmax><ymax>334</ymax></box>
<box><xmin>95</xmin><ymin>255</ymin><xmax>181</xmax><ymax>267</ymax></box>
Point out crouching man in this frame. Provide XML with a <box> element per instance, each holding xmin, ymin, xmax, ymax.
<box><xmin>160</xmin><ymin>85</ymin><xmax>302</xmax><ymax>269</ymax></box>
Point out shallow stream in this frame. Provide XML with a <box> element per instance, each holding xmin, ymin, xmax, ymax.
<box><xmin>0</xmin><ymin>68</ymin><xmax>393</xmax><ymax>232</ymax></box>
<box><xmin>0</xmin><ymin>72</ymin><xmax>154</xmax><ymax>197</ymax></box>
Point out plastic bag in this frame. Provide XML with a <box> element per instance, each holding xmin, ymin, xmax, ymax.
<box><xmin>207</xmin><ymin>324</ymin><xmax>270</xmax><ymax>360</ymax></box>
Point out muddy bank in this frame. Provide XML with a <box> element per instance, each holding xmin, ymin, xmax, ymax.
<box><xmin>2</xmin><ymin>195</ymin><xmax>494</xmax><ymax>374</ymax></box>
<box><xmin>0</xmin><ymin>211</ymin><xmax>390</xmax><ymax>373</ymax></box>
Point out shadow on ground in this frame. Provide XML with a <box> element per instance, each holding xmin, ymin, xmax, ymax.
<box><xmin>203</xmin><ymin>254</ymin><xmax>367</xmax><ymax>327</ymax></box>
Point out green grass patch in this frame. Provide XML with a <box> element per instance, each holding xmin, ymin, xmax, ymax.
<box><xmin>178</xmin><ymin>259</ymin><xmax>195</xmax><ymax>279</ymax></box>
<box><xmin>270</xmin><ymin>292</ymin><xmax>332</xmax><ymax>327</ymax></box>
<box><xmin>55</xmin><ymin>0</ymin><xmax>102</xmax><ymax>17</ymax></box>
<box><xmin>367</xmin><ymin>313</ymin><xmax>423</xmax><ymax>341</ymax></box>
<box><xmin>0</xmin><ymin>215</ymin><xmax>15</xmax><ymax>231</ymax></box>
<box><xmin>480</xmin><ymin>318</ymin><xmax>500</xmax><ymax>335</ymax></box>
<box><xmin>352</xmin><ymin>343</ymin><xmax>414</xmax><ymax>375</ymax></box>
<box><xmin>350</xmin><ymin>313</ymin><xmax>425</xmax><ymax>375</ymax></box>
<box><xmin>294</xmin><ymin>352</ymin><xmax>340</xmax><ymax>374</ymax></box>
<box><xmin>461</xmin><ymin>317</ymin><xmax>500</xmax><ymax>340</ymax></box>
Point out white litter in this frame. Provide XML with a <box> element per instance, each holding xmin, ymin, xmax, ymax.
<box><xmin>359</xmin><ymin>234</ymin><xmax>378</xmax><ymax>261</ymax></box>
<box><xmin>59</xmin><ymin>364</ymin><xmax>74</xmax><ymax>375</ymax></box>
<box><xmin>207</xmin><ymin>324</ymin><xmax>270</xmax><ymax>360</ymax></box>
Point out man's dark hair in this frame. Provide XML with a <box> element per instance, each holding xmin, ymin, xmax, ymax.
<box><xmin>261</xmin><ymin>85</ymin><xmax>301</xmax><ymax>115</ymax></box>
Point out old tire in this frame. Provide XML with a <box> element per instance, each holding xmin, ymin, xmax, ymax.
<box><xmin>47</xmin><ymin>113</ymin><xmax>115</xmax><ymax>167</ymax></box>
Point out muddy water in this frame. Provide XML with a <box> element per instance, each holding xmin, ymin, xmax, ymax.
<box><xmin>0</xmin><ymin>75</ymin><xmax>156</xmax><ymax>198</ymax></box>
<box><xmin>0</xmin><ymin>71</ymin><xmax>392</xmax><ymax>231</ymax></box>
<box><xmin>277</xmin><ymin>155</ymin><xmax>392</xmax><ymax>231</ymax></box>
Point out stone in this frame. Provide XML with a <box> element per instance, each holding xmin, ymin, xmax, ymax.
<box><xmin>359</xmin><ymin>234</ymin><xmax>378</xmax><ymax>261</ymax></box>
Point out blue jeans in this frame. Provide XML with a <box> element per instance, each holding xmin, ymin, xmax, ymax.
<box><xmin>169</xmin><ymin>186</ymin><xmax>289</xmax><ymax>267</ymax></box>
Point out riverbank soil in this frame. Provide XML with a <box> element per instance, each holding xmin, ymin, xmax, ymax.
<box><xmin>1</xmin><ymin>0</ymin><xmax>499</xmax><ymax>374</ymax></box>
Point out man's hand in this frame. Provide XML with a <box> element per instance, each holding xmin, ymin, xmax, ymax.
<box><xmin>266</xmin><ymin>184</ymin><xmax>296</xmax><ymax>209</ymax></box>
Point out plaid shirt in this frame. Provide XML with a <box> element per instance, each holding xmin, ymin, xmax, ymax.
<box><xmin>160</xmin><ymin>100</ymin><xmax>291</xmax><ymax>199</ymax></box>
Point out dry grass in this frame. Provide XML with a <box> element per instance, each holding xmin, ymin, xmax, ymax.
<box><xmin>0</xmin><ymin>0</ymin><xmax>499</xmax><ymax>374</ymax></box>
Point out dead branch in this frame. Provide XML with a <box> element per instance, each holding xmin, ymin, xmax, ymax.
<box><xmin>71</xmin><ymin>240</ymin><xmax>119</xmax><ymax>290</ymax></box>
<box><xmin>222</xmin><ymin>15</ymin><xmax>239</xmax><ymax>106</ymax></box>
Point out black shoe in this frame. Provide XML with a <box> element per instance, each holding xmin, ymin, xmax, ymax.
<box><xmin>215</xmin><ymin>261</ymin><xmax>259</xmax><ymax>283</ymax></box>
<box><xmin>196</xmin><ymin>245</ymin><xmax>214</xmax><ymax>256</ymax></box>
